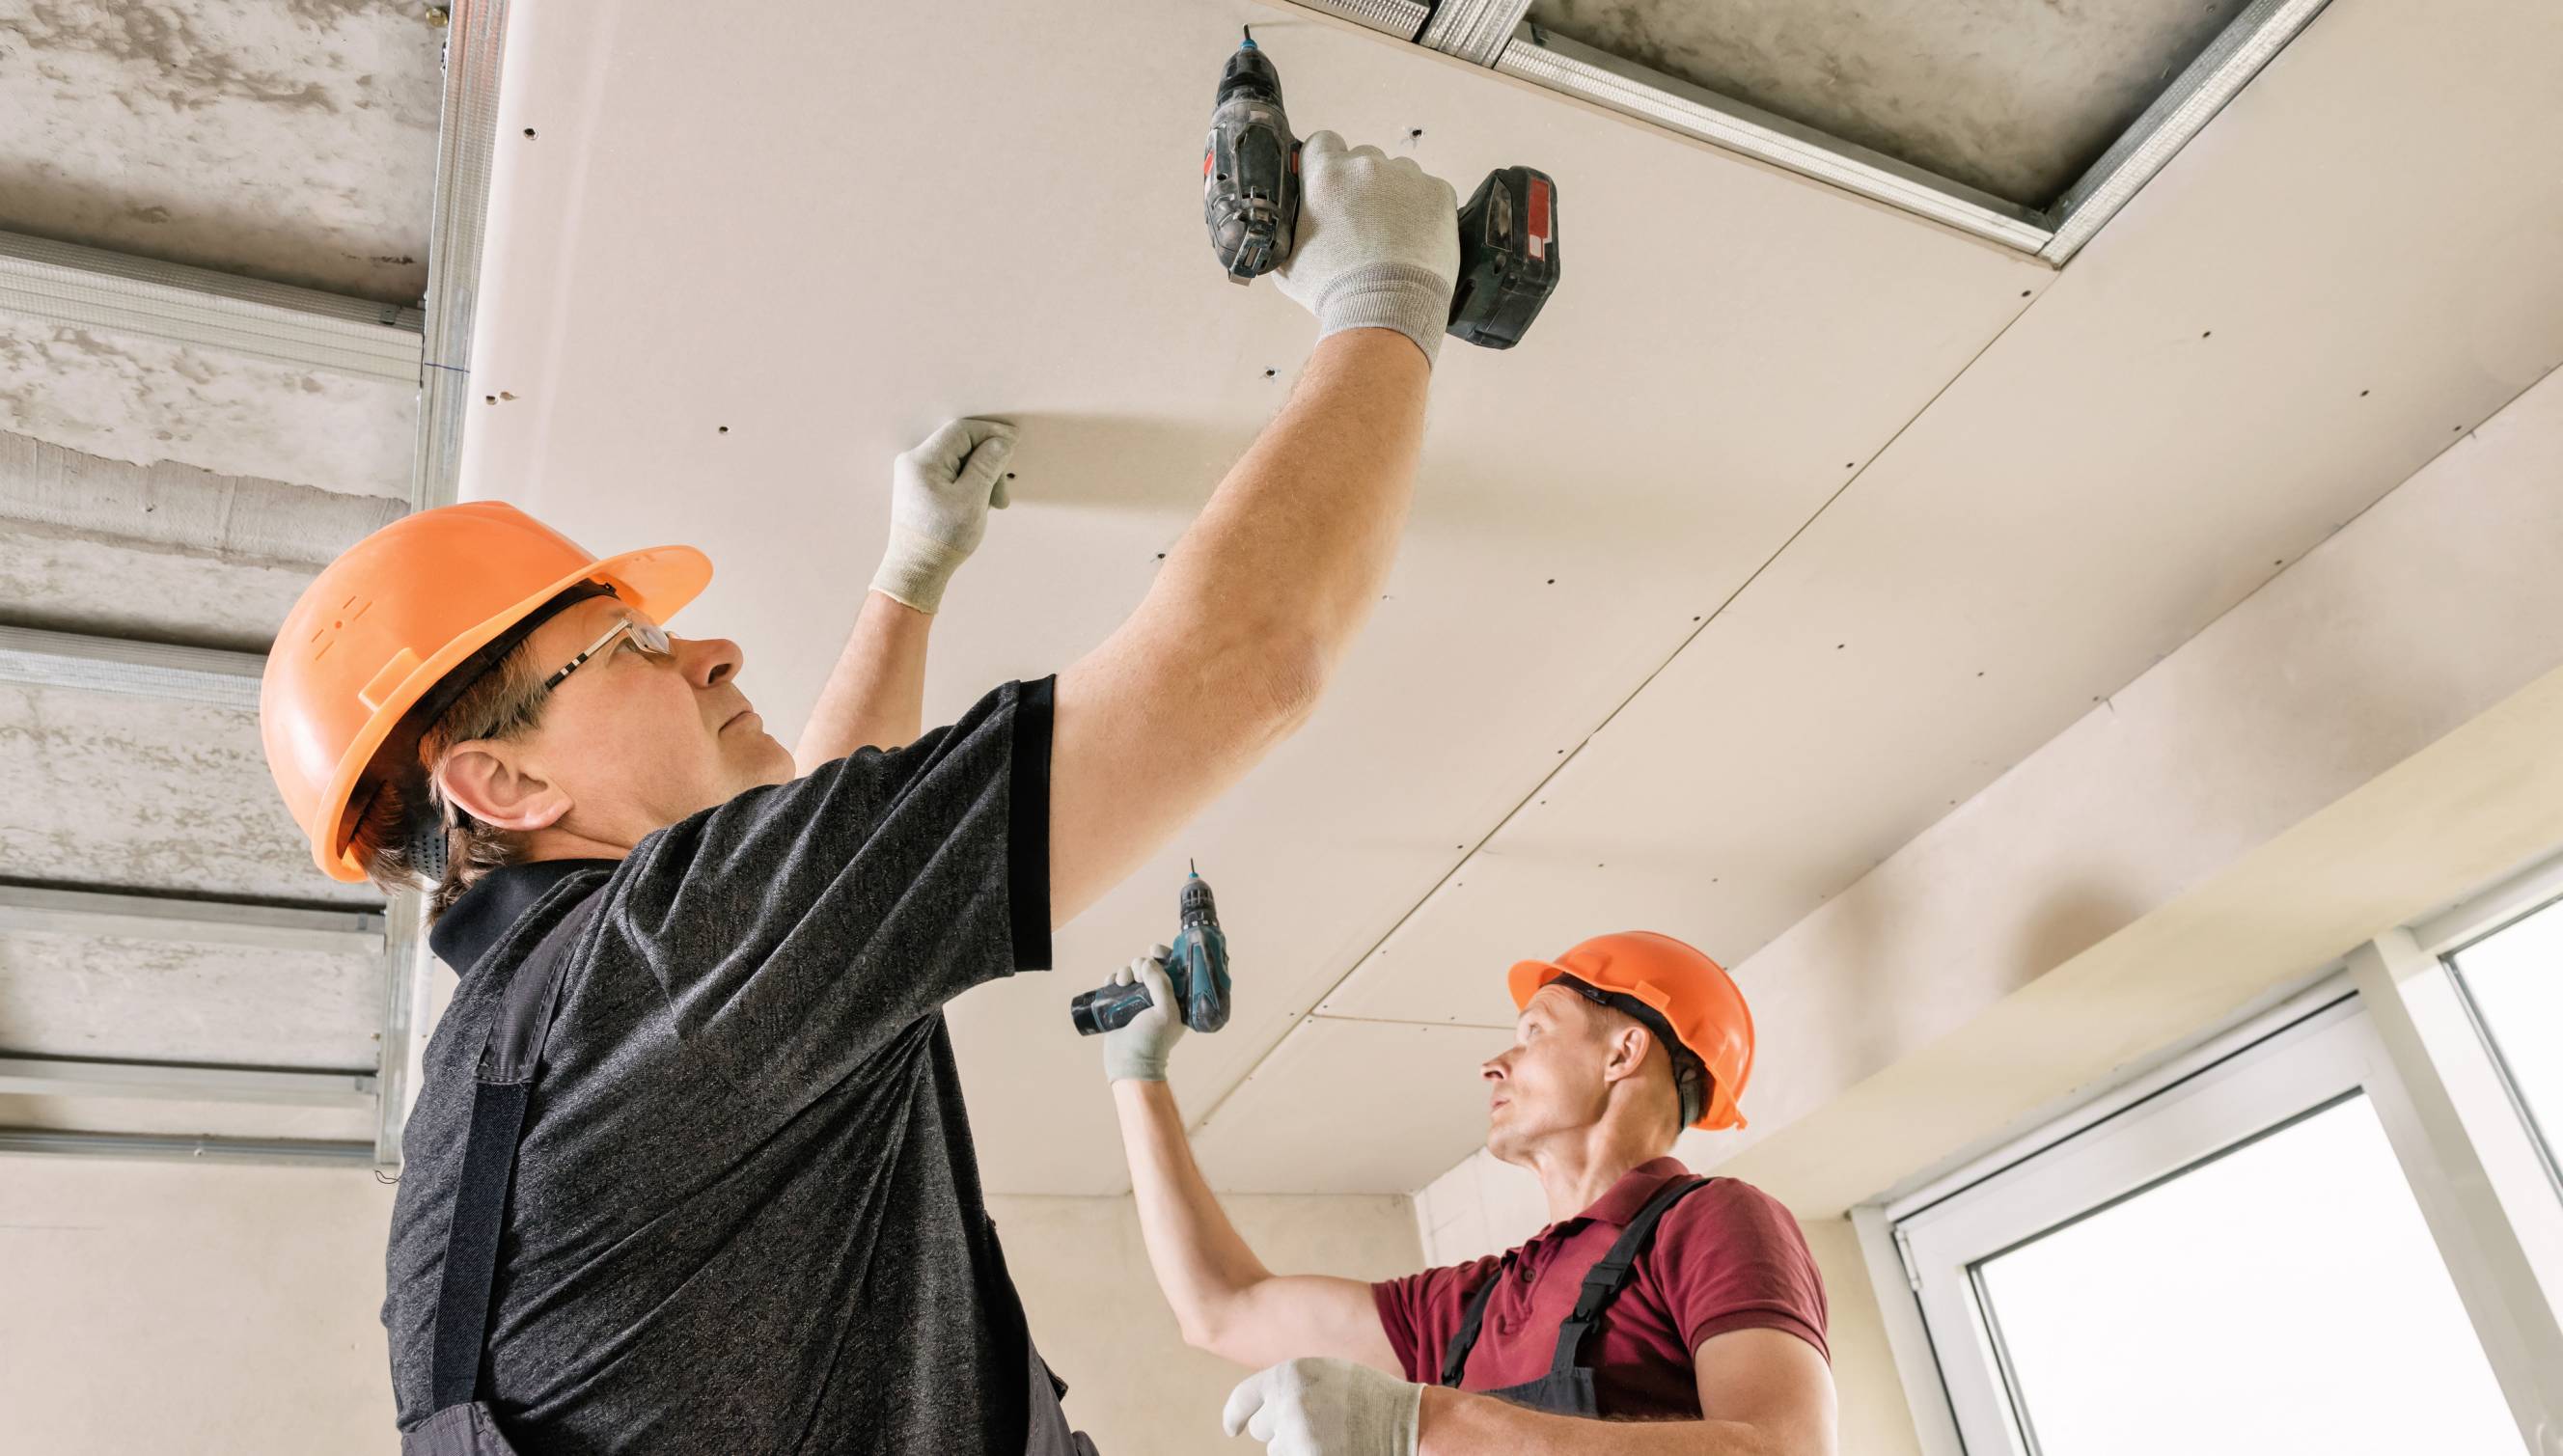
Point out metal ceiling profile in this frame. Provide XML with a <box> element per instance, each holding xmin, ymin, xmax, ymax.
<box><xmin>0</xmin><ymin>884</ymin><xmax>385</xmax><ymax>956</ymax></box>
<box><xmin>0</xmin><ymin>625</ymin><xmax>265</xmax><ymax>711</ymax></box>
<box><xmin>0</xmin><ymin>232</ymin><xmax>425</xmax><ymax>385</ymax></box>
<box><xmin>1295</xmin><ymin>0</ymin><xmax>2330</xmax><ymax>261</ymax></box>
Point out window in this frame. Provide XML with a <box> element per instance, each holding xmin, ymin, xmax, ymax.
<box><xmin>1886</xmin><ymin>995</ymin><xmax>2525</xmax><ymax>1456</ymax></box>
<box><xmin>2446</xmin><ymin>894</ymin><xmax>2563</xmax><ymax>1186</ymax></box>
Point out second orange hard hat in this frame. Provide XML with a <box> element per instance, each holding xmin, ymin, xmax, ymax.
<box><xmin>1509</xmin><ymin>929</ymin><xmax>1755</xmax><ymax>1131</ymax></box>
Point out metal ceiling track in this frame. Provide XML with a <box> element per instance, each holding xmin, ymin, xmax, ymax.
<box><xmin>0</xmin><ymin>884</ymin><xmax>384</xmax><ymax>955</ymax></box>
<box><xmin>0</xmin><ymin>1057</ymin><xmax>377</xmax><ymax>1110</ymax></box>
<box><xmin>1290</xmin><ymin>0</ymin><xmax>2331</xmax><ymax>262</ymax></box>
<box><xmin>0</xmin><ymin>625</ymin><xmax>265</xmax><ymax>712</ymax></box>
<box><xmin>0</xmin><ymin>1129</ymin><xmax>375</xmax><ymax>1167</ymax></box>
<box><xmin>0</xmin><ymin>231</ymin><xmax>423</xmax><ymax>384</ymax></box>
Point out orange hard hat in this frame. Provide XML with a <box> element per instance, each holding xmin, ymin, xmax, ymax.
<box><xmin>1509</xmin><ymin>930</ymin><xmax>1754</xmax><ymax>1131</ymax></box>
<box><xmin>261</xmin><ymin>501</ymin><xmax>711</xmax><ymax>884</ymax></box>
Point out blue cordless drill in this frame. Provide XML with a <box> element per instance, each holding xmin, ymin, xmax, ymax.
<box><xmin>1069</xmin><ymin>864</ymin><xmax>1234</xmax><ymax>1036</ymax></box>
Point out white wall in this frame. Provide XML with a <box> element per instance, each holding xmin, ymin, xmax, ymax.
<box><xmin>995</xmin><ymin>1193</ymin><xmax>1421</xmax><ymax>1455</ymax></box>
<box><xmin>0</xmin><ymin>1157</ymin><xmax>1416</xmax><ymax>1456</ymax></box>
<box><xmin>0</xmin><ymin>1158</ymin><xmax>402</xmax><ymax>1456</ymax></box>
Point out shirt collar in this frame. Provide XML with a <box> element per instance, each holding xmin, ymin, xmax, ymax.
<box><xmin>1577</xmin><ymin>1156</ymin><xmax>1695</xmax><ymax>1228</ymax></box>
<box><xmin>427</xmin><ymin>857</ymin><xmax>620</xmax><ymax>977</ymax></box>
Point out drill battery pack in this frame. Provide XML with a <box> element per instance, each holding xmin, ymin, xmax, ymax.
<box><xmin>1448</xmin><ymin>166</ymin><xmax>1561</xmax><ymax>351</ymax></box>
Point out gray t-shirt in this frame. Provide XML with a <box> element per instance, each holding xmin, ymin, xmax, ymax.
<box><xmin>385</xmin><ymin>676</ymin><xmax>1055</xmax><ymax>1454</ymax></box>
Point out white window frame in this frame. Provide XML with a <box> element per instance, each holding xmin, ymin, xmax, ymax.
<box><xmin>1847</xmin><ymin>846</ymin><xmax>2563</xmax><ymax>1456</ymax></box>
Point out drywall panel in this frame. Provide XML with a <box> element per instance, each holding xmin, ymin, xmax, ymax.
<box><xmin>0</xmin><ymin>930</ymin><xmax>380</xmax><ymax>1068</ymax></box>
<box><xmin>462</xmin><ymin>0</ymin><xmax>2044</xmax><ymax>1195</ymax></box>
<box><xmin>0</xmin><ymin>1160</ymin><xmax>400</xmax><ymax>1456</ymax></box>
<box><xmin>0</xmin><ymin>0</ymin><xmax>441</xmax><ymax>304</ymax></box>
<box><xmin>0</xmin><ymin>316</ymin><xmax>415</xmax><ymax>497</ymax></box>
<box><xmin>0</xmin><ymin>683</ymin><xmax>378</xmax><ymax>906</ymax></box>
<box><xmin>1192</xmin><ymin>1017</ymin><xmax>1514</xmax><ymax>1195</ymax></box>
<box><xmin>1526</xmin><ymin>0</ymin><xmax>2258</xmax><ymax>206</ymax></box>
<box><xmin>995</xmin><ymin>1192</ymin><xmax>1419</xmax><ymax>1454</ymax></box>
<box><xmin>1319</xmin><ymin>0</ymin><xmax>2563</xmax><ymax>1060</ymax></box>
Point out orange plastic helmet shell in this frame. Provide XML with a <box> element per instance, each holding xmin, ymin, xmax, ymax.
<box><xmin>1508</xmin><ymin>930</ymin><xmax>1754</xmax><ymax>1131</ymax></box>
<box><xmin>261</xmin><ymin>501</ymin><xmax>711</xmax><ymax>884</ymax></box>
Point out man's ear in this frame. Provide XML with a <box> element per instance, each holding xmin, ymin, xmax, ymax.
<box><xmin>1601</xmin><ymin>1023</ymin><xmax>1653</xmax><ymax>1086</ymax></box>
<box><xmin>436</xmin><ymin>742</ymin><xmax>571</xmax><ymax>832</ymax></box>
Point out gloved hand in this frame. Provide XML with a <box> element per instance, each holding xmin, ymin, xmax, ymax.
<box><xmin>1223</xmin><ymin>1358</ymin><xmax>1422</xmax><ymax>1456</ymax></box>
<box><xmin>1102</xmin><ymin>946</ymin><xmax>1182</xmax><ymax>1084</ymax></box>
<box><xmin>1277</xmin><ymin>132</ymin><xmax>1461</xmax><ymax>368</ymax></box>
<box><xmin>869</xmin><ymin>417</ymin><xmax>1015</xmax><ymax>614</ymax></box>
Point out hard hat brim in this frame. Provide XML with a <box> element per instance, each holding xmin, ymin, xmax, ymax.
<box><xmin>305</xmin><ymin>542</ymin><xmax>712</xmax><ymax>882</ymax></box>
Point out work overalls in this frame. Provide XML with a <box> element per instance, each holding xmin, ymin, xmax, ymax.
<box><xmin>1436</xmin><ymin>1176</ymin><xmax>1710</xmax><ymax>1416</ymax></box>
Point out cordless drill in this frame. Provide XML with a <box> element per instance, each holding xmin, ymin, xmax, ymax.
<box><xmin>1203</xmin><ymin>29</ymin><xmax>1561</xmax><ymax>350</ymax></box>
<box><xmin>1069</xmin><ymin>864</ymin><xmax>1234</xmax><ymax>1036</ymax></box>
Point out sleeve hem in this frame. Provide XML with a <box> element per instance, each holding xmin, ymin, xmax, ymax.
<box><xmin>1007</xmin><ymin>675</ymin><xmax>1057</xmax><ymax>972</ymax></box>
<box><xmin>1689</xmin><ymin>1310</ymin><xmax>1831</xmax><ymax>1365</ymax></box>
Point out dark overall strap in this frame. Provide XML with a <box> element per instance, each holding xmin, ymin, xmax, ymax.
<box><xmin>1439</xmin><ymin>1254</ymin><xmax>1517</xmax><ymax>1387</ymax></box>
<box><xmin>1548</xmin><ymin>1176</ymin><xmax>1712</xmax><ymax>1378</ymax></box>
<box><xmin>427</xmin><ymin>889</ymin><xmax>605</xmax><ymax>1412</ymax></box>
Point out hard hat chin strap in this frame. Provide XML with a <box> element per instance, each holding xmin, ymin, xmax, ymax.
<box><xmin>1552</xmin><ymin>974</ymin><xmax>1708</xmax><ymax>1128</ymax></box>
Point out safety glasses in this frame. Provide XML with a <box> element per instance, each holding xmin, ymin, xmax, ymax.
<box><xmin>541</xmin><ymin>615</ymin><xmax>673</xmax><ymax>693</ymax></box>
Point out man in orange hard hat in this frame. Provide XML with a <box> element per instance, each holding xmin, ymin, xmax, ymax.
<box><xmin>1099</xmin><ymin>930</ymin><xmax>1837</xmax><ymax>1456</ymax></box>
<box><xmin>261</xmin><ymin>139</ymin><xmax>1467</xmax><ymax>1455</ymax></box>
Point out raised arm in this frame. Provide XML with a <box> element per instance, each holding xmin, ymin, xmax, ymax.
<box><xmin>796</xmin><ymin>419</ymin><xmax>1014</xmax><ymax>771</ymax></box>
<box><xmin>1102</xmin><ymin>954</ymin><xmax>1401</xmax><ymax>1373</ymax></box>
<box><xmin>1049</xmin><ymin>135</ymin><xmax>1459</xmax><ymax>925</ymax></box>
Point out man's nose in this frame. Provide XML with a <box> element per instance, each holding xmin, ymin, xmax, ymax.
<box><xmin>1482</xmin><ymin>1052</ymin><xmax>1511</xmax><ymax>1082</ymax></box>
<box><xmin>680</xmin><ymin>635</ymin><xmax>745</xmax><ymax>689</ymax></box>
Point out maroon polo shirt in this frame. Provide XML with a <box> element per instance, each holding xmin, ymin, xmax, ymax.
<box><xmin>1372</xmin><ymin>1159</ymin><xmax>1828</xmax><ymax>1420</ymax></box>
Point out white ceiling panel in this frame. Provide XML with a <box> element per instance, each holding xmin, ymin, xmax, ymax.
<box><xmin>1190</xmin><ymin>1017</ymin><xmax>1514</xmax><ymax>1195</ymax></box>
<box><xmin>463</xmin><ymin>0</ymin><xmax>2044</xmax><ymax>1193</ymax></box>
<box><xmin>1314</xmin><ymin>0</ymin><xmax>2563</xmax><ymax>1121</ymax></box>
<box><xmin>0</xmin><ymin>931</ymin><xmax>380</xmax><ymax>1069</ymax></box>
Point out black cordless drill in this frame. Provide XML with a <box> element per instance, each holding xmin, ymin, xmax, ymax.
<box><xmin>1202</xmin><ymin>29</ymin><xmax>1561</xmax><ymax>350</ymax></box>
<box><xmin>1069</xmin><ymin>864</ymin><xmax>1234</xmax><ymax>1036</ymax></box>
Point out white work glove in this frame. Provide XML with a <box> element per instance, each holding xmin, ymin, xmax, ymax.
<box><xmin>1224</xmin><ymin>1358</ymin><xmax>1422</xmax><ymax>1456</ymax></box>
<box><xmin>1102</xmin><ymin>946</ymin><xmax>1182</xmax><ymax>1084</ymax></box>
<box><xmin>1277</xmin><ymin>131</ymin><xmax>1460</xmax><ymax>369</ymax></box>
<box><xmin>869</xmin><ymin>417</ymin><xmax>1015</xmax><ymax>614</ymax></box>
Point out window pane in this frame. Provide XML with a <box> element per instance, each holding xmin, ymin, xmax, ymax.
<box><xmin>2450</xmin><ymin>896</ymin><xmax>2563</xmax><ymax>1172</ymax></box>
<box><xmin>1974</xmin><ymin>1096</ymin><xmax>2518</xmax><ymax>1456</ymax></box>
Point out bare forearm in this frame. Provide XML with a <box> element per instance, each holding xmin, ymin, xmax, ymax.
<box><xmin>1419</xmin><ymin>1389</ymin><xmax>1791</xmax><ymax>1456</ymax></box>
<box><xmin>1114</xmin><ymin>1079</ymin><xmax>1272</xmax><ymax>1348</ymax></box>
<box><xmin>794</xmin><ymin>590</ymin><xmax>932</xmax><ymax>772</ymax></box>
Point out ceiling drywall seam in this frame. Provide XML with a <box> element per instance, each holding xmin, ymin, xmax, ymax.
<box><xmin>376</xmin><ymin>0</ymin><xmax>513</xmax><ymax>1172</ymax></box>
<box><xmin>1187</xmin><ymin>292</ymin><xmax>2050</xmax><ymax>1132</ymax></box>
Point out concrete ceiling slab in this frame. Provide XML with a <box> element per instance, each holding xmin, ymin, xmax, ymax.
<box><xmin>1524</xmin><ymin>0</ymin><xmax>2259</xmax><ymax>207</ymax></box>
<box><xmin>1317</xmin><ymin>0</ymin><xmax>2563</xmax><ymax>1177</ymax></box>
<box><xmin>0</xmin><ymin>0</ymin><xmax>444</xmax><ymax>304</ymax></box>
<box><xmin>463</xmin><ymin>0</ymin><xmax>2043</xmax><ymax>1195</ymax></box>
<box><xmin>0</xmin><ymin>930</ymin><xmax>380</xmax><ymax>1068</ymax></box>
<box><xmin>0</xmin><ymin>316</ymin><xmax>415</xmax><ymax>497</ymax></box>
<box><xmin>0</xmin><ymin>523</ymin><xmax>320</xmax><ymax>653</ymax></box>
<box><xmin>1190</xmin><ymin>1018</ymin><xmax>1513</xmax><ymax>1195</ymax></box>
<box><xmin>0</xmin><ymin>684</ymin><xmax>375</xmax><ymax>905</ymax></box>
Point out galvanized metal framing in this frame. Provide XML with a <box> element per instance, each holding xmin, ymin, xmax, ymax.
<box><xmin>1292</xmin><ymin>0</ymin><xmax>1433</xmax><ymax>41</ymax></box>
<box><xmin>1289</xmin><ymin>0</ymin><xmax>2331</xmax><ymax>261</ymax></box>
<box><xmin>2039</xmin><ymin>0</ymin><xmax>2332</xmax><ymax>263</ymax></box>
<box><xmin>0</xmin><ymin>883</ymin><xmax>384</xmax><ymax>955</ymax></box>
<box><xmin>0</xmin><ymin>624</ymin><xmax>265</xmax><ymax>711</ymax></box>
<box><xmin>0</xmin><ymin>231</ymin><xmax>424</xmax><ymax>384</ymax></box>
<box><xmin>1417</xmin><ymin>0</ymin><xmax>1535</xmax><ymax>66</ymax></box>
<box><xmin>0</xmin><ymin>1128</ymin><xmax>376</xmax><ymax>1167</ymax></box>
<box><xmin>373</xmin><ymin>0</ymin><xmax>513</xmax><ymax>1170</ymax></box>
<box><xmin>1492</xmin><ymin>29</ymin><xmax>2054</xmax><ymax>253</ymax></box>
<box><xmin>0</xmin><ymin>1057</ymin><xmax>377</xmax><ymax>1109</ymax></box>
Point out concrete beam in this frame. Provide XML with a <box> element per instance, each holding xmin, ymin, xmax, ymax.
<box><xmin>0</xmin><ymin>232</ymin><xmax>423</xmax><ymax>386</ymax></box>
<box><xmin>0</xmin><ymin>625</ymin><xmax>264</xmax><ymax>711</ymax></box>
<box><xmin>0</xmin><ymin>883</ymin><xmax>384</xmax><ymax>955</ymax></box>
<box><xmin>0</xmin><ymin>431</ymin><xmax>404</xmax><ymax>569</ymax></box>
<box><xmin>0</xmin><ymin>1057</ymin><xmax>376</xmax><ymax>1110</ymax></box>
